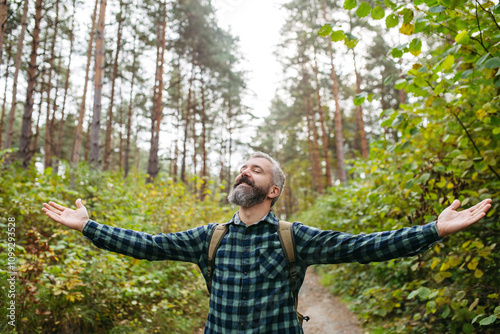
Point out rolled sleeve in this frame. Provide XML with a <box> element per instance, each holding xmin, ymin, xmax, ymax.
<box><xmin>295</xmin><ymin>221</ymin><xmax>441</xmax><ymax>266</ymax></box>
<box><xmin>82</xmin><ymin>219</ymin><xmax>211</xmax><ymax>264</ymax></box>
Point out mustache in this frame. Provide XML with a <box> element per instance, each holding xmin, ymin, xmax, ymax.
<box><xmin>234</xmin><ymin>175</ymin><xmax>255</xmax><ymax>188</ymax></box>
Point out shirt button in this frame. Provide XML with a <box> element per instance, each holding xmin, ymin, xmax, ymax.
<box><xmin>243</xmin><ymin>296</ymin><xmax>247</xmax><ymax>300</ymax></box>
<box><xmin>243</xmin><ymin>272</ymin><xmax>248</xmax><ymax>276</ymax></box>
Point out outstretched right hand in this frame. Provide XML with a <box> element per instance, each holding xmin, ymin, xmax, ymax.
<box><xmin>42</xmin><ymin>199</ymin><xmax>89</xmax><ymax>232</ymax></box>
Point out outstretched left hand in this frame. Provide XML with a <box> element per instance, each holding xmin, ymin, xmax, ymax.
<box><xmin>436</xmin><ymin>199</ymin><xmax>492</xmax><ymax>237</ymax></box>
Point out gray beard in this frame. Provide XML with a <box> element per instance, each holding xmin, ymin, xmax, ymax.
<box><xmin>227</xmin><ymin>183</ymin><xmax>270</xmax><ymax>208</ymax></box>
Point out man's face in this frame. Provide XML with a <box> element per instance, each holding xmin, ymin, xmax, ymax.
<box><xmin>227</xmin><ymin>158</ymin><xmax>276</xmax><ymax>208</ymax></box>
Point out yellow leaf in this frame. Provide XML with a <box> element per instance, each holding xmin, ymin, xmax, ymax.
<box><xmin>431</xmin><ymin>257</ymin><xmax>440</xmax><ymax>269</ymax></box>
<box><xmin>474</xmin><ymin>269</ymin><xmax>484</xmax><ymax>278</ymax></box>
<box><xmin>400</xmin><ymin>23</ymin><xmax>415</xmax><ymax>35</ymax></box>
<box><xmin>468</xmin><ymin>258</ymin><xmax>479</xmax><ymax>270</ymax></box>
<box><xmin>443</xmin><ymin>55</ymin><xmax>455</xmax><ymax>70</ymax></box>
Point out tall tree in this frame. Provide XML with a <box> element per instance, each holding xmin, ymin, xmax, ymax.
<box><xmin>71</xmin><ymin>0</ymin><xmax>98</xmax><ymax>166</ymax></box>
<box><xmin>43</xmin><ymin>0</ymin><xmax>61</xmax><ymax>169</ymax></box>
<box><xmin>321</xmin><ymin>0</ymin><xmax>347</xmax><ymax>183</ymax></box>
<box><xmin>103</xmin><ymin>0</ymin><xmax>125</xmax><ymax>171</ymax></box>
<box><xmin>55</xmin><ymin>0</ymin><xmax>77</xmax><ymax>168</ymax></box>
<box><xmin>0</xmin><ymin>0</ymin><xmax>7</xmax><ymax>63</ymax></box>
<box><xmin>146</xmin><ymin>0</ymin><xmax>167</xmax><ymax>182</ymax></box>
<box><xmin>4</xmin><ymin>0</ymin><xmax>29</xmax><ymax>149</ymax></box>
<box><xmin>89</xmin><ymin>0</ymin><xmax>107</xmax><ymax>168</ymax></box>
<box><xmin>17</xmin><ymin>0</ymin><xmax>43</xmax><ymax>166</ymax></box>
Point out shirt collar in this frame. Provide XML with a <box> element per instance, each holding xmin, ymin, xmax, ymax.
<box><xmin>229</xmin><ymin>210</ymin><xmax>279</xmax><ymax>227</ymax></box>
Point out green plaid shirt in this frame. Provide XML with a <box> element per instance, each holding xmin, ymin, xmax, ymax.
<box><xmin>82</xmin><ymin>210</ymin><xmax>441</xmax><ymax>333</ymax></box>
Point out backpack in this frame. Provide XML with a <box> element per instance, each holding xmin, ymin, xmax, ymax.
<box><xmin>206</xmin><ymin>220</ymin><xmax>310</xmax><ymax>325</ymax></box>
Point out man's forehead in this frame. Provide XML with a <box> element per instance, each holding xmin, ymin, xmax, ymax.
<box><xmin>240</xmin><ymin>157</ymin><xmax>273</xmax><ymax>170</ymax></box>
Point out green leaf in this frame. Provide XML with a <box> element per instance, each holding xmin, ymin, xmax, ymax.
<box><xmin>391</xmin><ymin>48</ymin><xmax>404</xmax><ymax>58</ymax></box>
<box><xmin>385</xmin><ymin>13</ymin><xmax>399</xmax><ymax>28</ymax></box>
<box><xmin>384</xmin><ymin>0</ymin><xmax>397</xmax><ymax>9</ymax></box>
<box><xmin>400</xmin><ymin>23</ymin><xmax>415</xmax><ymax>35</ymax></box>
<box><xmin>331</xmin><ymin>30</ymin><xmax>345</xmax><ymax>42</ymax></box>
<box><xmin>371</xmin><ymin>6</ymin><xmax>385</xmax><ymax>20</ymax></box>
<box><xmin>429</xmin><ymin>5</ymin><xmax>446</xmax><ymax>13</ymax></box>
<box><xmin>418</xmin><ymin>287</ymin><xmax>431</xmax><ymax>299</ymax></box>
<box><xmin>455</xmin><ymin>30</ymin><xmax>470</xmax><ymax>44</ymax></box>
<box><xmin>472</xmin><ymin>314</ymin><xmax>485</xmax><ymax>324</ymax></box>
<box><xmin>492</xmin><ymin>127</ymin><xmax>500</xmax><ymax>135</ymax></box>
<box><xmin>419</xmin><ymin>173</ymin><xmax>430</xmax><ymax>183</ymax></box>
<box><xmin>484</xmin><ymin>57</ymin><xmax>500</xmax><ymax>69</ymax></box>
<box><xmin>477</xmin><ymin>53</ymin><xmax>490</xmax><ymax>66</ymax></box>
<box><xmin>395</xmin><ymin>79</ymin><xmax>407</xmax><ymax>89</ymax></box>
<box><xmin>409</xmin><ymin>38</ymin><xmax>422</xmax><ymax>56</ymax></box>
<box><xmin>354</xmin><ymin>92</ymin><xmax>367</xmax><ymax>106</ymax></box>
<box><xmin>344</xmin><ymin>0</ymin><xmax>357</xmax><ymax>10</ymax></box>
<box><xmin>356</xmin><ymin>2</ymin><xmax>372</xmax><ymax>17</ymax></box>
<box><xmin>408</xmin><ymin>290</ymin><xmax>419</xmax><ymax>299</ymax></box>
<box><xmin>344</xmin><ymin>37</ymin><xmax>359</xmax><ymax>48</ymax></box>
<box><xmin>399</xmin><ymin>8</ymin><xmax>414</xmax><ymax>23</ymax></box>
<box><xmin>494</xmin><ymin>306</ymin><xmax>500</xmax><ymax>315</ymax></box>
<box><xmin>479</xmin><ymin>314</ymin><xmax>497</xmax><ymax>326</ymax></box>
<box><xmin>384</xmin><ymin>75</ymin><xmax>394</xmax><ymax>85</ymax></box>
<box><xmin>318</xmin><ymin>24</ymin><xmax>333</xmax><ymax>37</ymax></box>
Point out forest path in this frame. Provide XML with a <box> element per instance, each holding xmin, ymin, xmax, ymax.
<box><xmin>298</xmin><ymin>267</ymin><xmax>364</xmax><ymax>334</ymax></box>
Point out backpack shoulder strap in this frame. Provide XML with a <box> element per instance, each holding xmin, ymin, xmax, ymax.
<box><xmin>278</xmin><ymin>220</ymin><xmax>310</xmax><ymax>325</ymax></box>
<box><xmin>206</xmin><ymin>224</ymin><xmax>229</xmax><ymax>294</ymax></box>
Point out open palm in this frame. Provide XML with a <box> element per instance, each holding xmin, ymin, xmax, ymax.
<box><xmin>436</xmin><ymin>199</ymin><xmax>492</xmax><ymax>237</ymax></box>
<box><xmin>42</xmin><ymin>199</ymin><xmax>89</xmax><ymax>232</ymax></box>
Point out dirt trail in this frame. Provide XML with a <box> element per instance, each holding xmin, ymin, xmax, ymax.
<box><xmin>298</xmin><ymin>267</ymin><xmax>364</xmax><ymax>334</ymax></box>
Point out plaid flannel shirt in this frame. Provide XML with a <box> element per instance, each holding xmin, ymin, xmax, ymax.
<box><xmin>82</xmin><ymin>210</ymin><xmax>441</xmax><ymax>334</ymax></box>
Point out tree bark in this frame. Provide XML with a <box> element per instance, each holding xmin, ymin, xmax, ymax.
<box><xmin>352</xmin><ymin>49</ymin><xmax>369</xmax><ymax>159</ymax></box>
<box><xmin>104</xmin><ymin>0</ymin><xmax>124</xmax><ymax>171</ymax></box>
<box><xmin>146</xmin><ymin>0</ymin><xmax>167</xmax><ymax>182</ymax></box>
<box><xmin>305</xmin><ymin>104</ymin><xmax>319</xmax><ymax>193</ymax></box>
<box><xmin>55</xmin><ymin>0</ymin><xmax>76</xmax><ymax>168</ymax></box>
<box><xmin>4</xmin><ymin>0</ymin><xmax>29</xmax><ymax>149</ymax></box>
<box><xmin>199</xmin><ymin>79</ymin><xmax>207</xmax><ymax>200</ymax></box>
<box><xmin>71</xmin><ymin>0</ymin><xmax>98</xmax><ymax>166</ymax></box>
<box><xmin>0</xmin><ymin>45</ymin><xmax>10</xmax><ymax>148</ymax></box>
<box><xmin>17</xmin><ymin>0</ymin><xmax>43</xmax><ymax>167</ymax></box>
<box><xmin>321</xmin><ymin>0</ymin><xmax>347</xmax><ymax>183</ymax></box>
<box><xmin>181</xmin><ymin>66</ymin><xmax>195</xmax><ymax>183</ymax></box>
<box><xmin>307</xmin><ymin>85</ymin><xmax>324</xmax><ymax>194</ymax></box>
<box><xmin>89</xmin><ymin>0</ymin><xmax>107</xmax><ymax>168</ymax></box>
<box><xmin>312</xmin><ymin>49</ymin><xmax>332</xmax><ymax>187</ymax></box>
<box><xmin>124</xmin><ymin>41</ymin><xmax>137</xmax><ymax>178</ymax></box>
<box><xmin>43</xmin><ymin>0</ymin><xmax>60</xmax><ymax>169</ymax></box>
<box><xmin>0</xmin><ymin>0</ymin><xmax>8</xmax><ymax>64</ymax></box>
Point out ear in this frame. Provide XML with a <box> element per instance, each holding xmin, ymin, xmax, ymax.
<box><xmin>267</xmin><ymin>185</ymin><xmax>280</xmax><ymax>200</ymax></box>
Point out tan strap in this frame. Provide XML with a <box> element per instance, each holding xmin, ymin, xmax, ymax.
<box><xmin>207</xmin><ymin>224</ymin><xmax>229</xmax><ymax>293</ymax></box>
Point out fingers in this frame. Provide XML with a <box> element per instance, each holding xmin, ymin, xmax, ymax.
<box><xmin>43</xmin><ymin>209</ymin><xmax>62</xmax><ymax>223</ymax></box>
<box><xmin>75</xmin><ymin>198</ymin><xmax>84</xmax><ymax>209</ymax></box>
<box><xmin>448</xmin><ymin>199</ymin><xmax>461</xmax><ymax>211</ymax></box>
<box><xmin>42</xmin><ymin>202</ymin><xmax>63</xmax><ymax>215</ymax></box>
<box><xmin>48</xmin><ymin>201</ymin><xmax>68</xmax><ymax>211</ymax></box>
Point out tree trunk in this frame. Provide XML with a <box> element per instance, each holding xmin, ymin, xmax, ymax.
<box><xmin>321</xmin><ymin>0</ymin><xmax>346</xmax><ymax>183</ymax></box>
<box><xmin>199</xmin><ymin>80</ymin><xmax>207</xmax><ymax>200</ymax></box>
<box><xmin>181</xmin><ymin>66</ymin><xmax>195</xmax><ymax>183</ymax></box>
<box><xmin>43</xmin><ymin>0</ymin><xmax>60</xmax><ymax>169</ymax></box>
<box><xmin>0</xmin><ymin>0</ymin><xmax>8</xmax><ymax>64</ymax></box>
<box><xmin>4</xmin><ymin>0</ymin><xmax>29</xmax><ymax>149</ymax></box>
<box><xmin>124</xmin><ymin>42</ymin><xmax>137</xmax><ymax>178</ymax></box>
<box><xmin>89</xmin><ymin>0</ymin><xmax>107</xmax><ymax>168</ymax></box>
<box><xmin>71</xmin><ymin>0</ymin><xmax>98</xmax><ymax>166</ymax></box>
<box><xmin>307</xmin><ymin>87</ymin><xmax>324</xmax><ymax>194</ymax></box>
<box><xmin>17</xmin><ymin>0</ymin><xmax>43</xmax><ymax>167</ymax></box>
<box><xmin>312</xmin><ymin>49</ymin><xmax>332</xmax><ymax>187</ymax></box>
<box><xmin>55</xmin><ymin>0</ymin><xmax>76</xmax><ymax>169</ymax></box>
<box><xmin>0</xmin><ymin>45</ymin><xmax>11</xmax><ymax>148</ymax></box>
<box><xmin>305</xmin><ymin>105</ymin><xmax>319</xmax><ymax>193</ymax></box>
<box><xmin>352</xmin><ymin>49</ymin><xmax>369</xmax><ymax>159</ymax></box>
<box><xmin>104</xmin><ymin>0</ymin><xmax>124</xmax><ymax>171</ymax></box>
<box><xmin>146</xmin><ymin>0</ymin><xmax>167</xmax><ymax>182</ymax></box>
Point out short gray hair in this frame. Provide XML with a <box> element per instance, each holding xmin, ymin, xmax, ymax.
<box><xmin>246</xmin><ymin>151</ymin><xmax>286</xmax><ymax>207</ymax></box>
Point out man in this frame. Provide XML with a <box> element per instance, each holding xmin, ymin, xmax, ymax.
<box><xmin>43</xmin><ymin>151</ymin><xmax>492</xmax><ymax>334</ymax></box>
